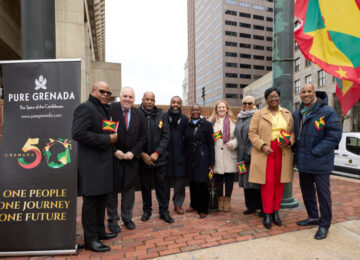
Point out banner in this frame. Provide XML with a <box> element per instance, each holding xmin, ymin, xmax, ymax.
<box><xmin>0</xmin><ymin>59</ymin><xmax>80</xmax><ymax>255</ymax></box>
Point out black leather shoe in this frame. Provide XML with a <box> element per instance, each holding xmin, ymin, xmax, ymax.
<box><xmin>84</xmin><ymin>240</ymin><xmax>110</xmax><ymax>252</ymax></box>
<box><xmin>108</xmin><ymin>222</ymin><xmax>121</xmax><ymax>233</ymax></box>
<box><xmin>314</xmin><ymin>227</ymin><xmax>329</xmax><ymax>240</ymax></box>
<box><xmin>296</xmin><ymin>218</ymin><xmax>319</xmax><ymax>226</ymax></box>
<box><xmin>272</xmin><ymin>211</ymin><xmax>282</xmax><ymax>226</ymax></box>
<box><xmin>141</xmin><ymin>212</ymin><xmax>152</xmax><ymax>221</ymax></box>
<box><xmin>123</xmin><ymin>220</ymin><xmax>136</xmax><ymax>230</ymax></box>
<box><xmin>99</xmin><ymin>232</ymin><xmax>117</xmax><ymax>240</ymax></box>
<box><xmin>243</xmin><ymin>209</ymin><xmax>256</xmax><ymax>215</ymax></box>
<box><xmin>263</xmin><ymin>214</ymin><xmax>271</xmax><ymax>229</ymax></box>
<box><xmin>160</xmin><ymin>214</ymin><xmax>174</xmax><ymax>223</ymax></box>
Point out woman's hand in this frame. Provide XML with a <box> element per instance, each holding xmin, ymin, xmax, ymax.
<box><xmin>225</xmin><ymin>142</ymin><xmax>233</xmax><ymax>149</ymax></box>
<box><xmin>261</xmin><ymin>144</ymin><xmax>273</xmax><ymax>155</ymax></box>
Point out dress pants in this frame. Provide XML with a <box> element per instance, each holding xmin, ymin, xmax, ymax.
<box><xmin>82</xmin><ymin>194</ymin><xmax>107</xmax><ymax>243</ymax></box>
<box><xmin>262</xmin><ymin>141</ymin><xmax>285</xmax><ymax>214</ymax></box>
<box><xmin>140</xmin><ymin>165</ymin><xmax>169</xmax><ymax>214</ymax></box>
<box><xmin>244</xmin><ymin>188</ymin><xmax>262</xmax><ymax>211</ymax></box>
<box><xmin>106</xmin><ymin>188</ymin><xmax>135</xmax><ymax>223</ymax></box>
<box><xmin>189</xmin><ymin>182</ymin><xmax>209</xmax><ymax>214</ymax></box>
<box><xmin>299</xmin><ymin>172</ymin><xmax>332</xmax><ymax>228</ymax></box>
<box><xmin>165</xmin><ymin>176</ymin><xmax>186</xmax><ymax>207</ymax></box>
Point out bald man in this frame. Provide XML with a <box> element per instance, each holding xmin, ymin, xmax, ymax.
<box><xmin>72</xmin><ymin>82</ymin><xmax>118</xmax><ymax>252</ymax></box>
<box><xmin>139</xmin><ymin>92</ymin><xmax>173</xmax><ymax>223</ymax></box>
<box><xmin>293</xmin><ymin>83</ymin><xmax>341</xmax><ymax>240</ymax></box>
<box><xmin>106</xmin><ymin>87</ymin><xmax>147</xmax><ymax>231</ymax></box>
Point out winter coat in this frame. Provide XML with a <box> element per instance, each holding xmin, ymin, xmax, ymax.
<box><xmin>184</xmin><ymin>118</ymin><xmax>215</xmax><ymax>183</ymax></box>
<box><xmin>248</xmin><ymin>106</ymin><xmax>295</xmax><ymax>184</ymax></box>
<box><xmin>293</xmin><ymin>91</ymin><xmax>342</xmax><ymax>174</ymax></box>
<box><xmin>72</xmin><ymin>95</ymin><xmax>113</xmax><ymax>196</ymax></box>
<box><xmin>140</xmin><ymin>105</ymin><xmax>170</xmax><ymax>168</ymax></box>
<box><xmin>213</xmin><ymin>117</ymin><xmax>238</xmax><ymax>174</ymax></box>
<box><xmin>235</xmin><ymin>110</ymin><xmax>260</xmax><ymax>189</ymax></box>
<box><xmin>165</xmin><ymin>112</ymin><xmax>188</xmax><ymax>177</ymax></box>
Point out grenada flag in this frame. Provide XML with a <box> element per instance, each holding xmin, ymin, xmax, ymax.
<box><xmin>335</xmin><ymin>78</ymin><xmax>360</xmax><ymax>114</ymax></box>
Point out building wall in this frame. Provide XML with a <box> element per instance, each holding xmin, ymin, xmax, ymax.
<box><xmin>91</xmin><ymin>61</ymin><xmax>121</xmax><ymax>96</ymax></box>
<box><xmin>187</xmin><ymin>0</ymin><xmax>196</xmax><ymax>105</ymax></box>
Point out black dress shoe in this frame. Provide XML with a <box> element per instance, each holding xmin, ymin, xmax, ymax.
<box><xmin>108</xmin><ymin>222</ymin><xmax>121</xmax><ymax>233</ymax></box>
<box><xmin>296</xmin><ymin>218</ymin><xmax>319</xmax><ymax>226</ymax></box>
<box><xmin>243</xmin><ymin>209</ymin><xmax>256</xmax><ymax>215</ymax></box>
<box><xmin>314</xmin><ymin>226</ymin><xmax>329</xmax><ymax>240</ymax></box>
<box><xmin>160</xmin><ymin>214</ymin><xmax>174</xmax><ymax>223</ymax></box>
<box><xmin>263</xmin><ymin>214</ymin><xmax>271</xmax><ymax>229</ymax></box>
<box><xmin>141</xmin><ymin>212</ymin><xmax>152</xmax><ymax>221</ymax></box>
<box><xmin>272</xmin><ymin>210</ymin><xmax>282</xmax><ymax>226</ymax></box>
<box><xmin>84</xmin><ymin>240</ymin><xmax>110</xmax><ymax>252</ymax></box>
<box><xmin>99</xmin><ymin>232</ymin><xmax>117</xmax><ymax>240</ymax></box>
<box><xmin>123</xmin><ymin>219</ymin><xmax>136</xmax><ymax>230</ymax></box>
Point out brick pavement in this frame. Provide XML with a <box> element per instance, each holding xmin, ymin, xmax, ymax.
<box><xmin>3</xmin><ymin>174</ymin><xmax>360</xmax><ymax>260</ymax></box>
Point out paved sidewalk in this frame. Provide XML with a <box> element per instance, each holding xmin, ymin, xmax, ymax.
<box><xmin>3</xmin><ymin>174</ymin><xmax>360</xmax><ymax>260</ymax></box>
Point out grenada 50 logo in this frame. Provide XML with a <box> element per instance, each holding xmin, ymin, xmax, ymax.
<box><xmin>16</xmin><ymin>138</ymin><xmax>72</xmax><ymax>169</ymax></box>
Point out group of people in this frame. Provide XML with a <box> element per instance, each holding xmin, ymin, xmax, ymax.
<box><xmin>72</xmin><ymin>81</ymin><xmax>342</xmax><ymax>252</ymax></box>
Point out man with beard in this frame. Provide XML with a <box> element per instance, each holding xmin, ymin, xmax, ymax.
<box><xmin>293</xmin><ymin>83</ymin><xmax>341</xmax><ymax>240</ymax></box>
<box><xmin>139</xmin><ymin>92</ymin><xmax>174</xmax><ymax>223</ymax></box>
<box><xmin>164</xmin><ymin>96</ymin><xmax>188</xmax><ymax>214</ymax></box>
<box><xmin>72</xmin><ymin>81</ymin><xmax>118</xmax><ymax>252</ymax></box>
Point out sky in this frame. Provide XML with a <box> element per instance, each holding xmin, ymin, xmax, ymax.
<box><xmin>105</xmin><ymin>0</ymin><xmax>188</xmax><ymax>105</ymax></box>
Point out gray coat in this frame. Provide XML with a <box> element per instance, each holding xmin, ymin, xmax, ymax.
<box><xmin>235</xmin><ymin>110</ymin><xmax>260</xmax><ymax>190</ymax></box>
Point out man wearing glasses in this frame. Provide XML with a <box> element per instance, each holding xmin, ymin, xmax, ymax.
<box><xmin>72</xmin><ymin>81</ymin><xmax>118</xmax><ymax>252</ymax></box>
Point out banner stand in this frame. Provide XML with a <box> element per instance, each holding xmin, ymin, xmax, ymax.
<box><xmin>0</xmin><ymin>245</ymin><xmax>78</xmax><ymax>257</ymax></box>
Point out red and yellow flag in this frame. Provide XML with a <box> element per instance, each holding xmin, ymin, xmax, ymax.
<box><xmin>212</xmin><ymin>130</ymin><xmax>223</xmax><ymax>141</ymax></box>
<box><xmin>277</xmin><ymin>129</ymin><xmax>291</xmax><ymax>146</ymax></box>
<box><xmin>102</xmin><ymin>120</ymin><xmax>119</xmax><ymax>132</ymax></box>
<box><xmin>335</xmin><ymin>78</ymin><xmax>360</xmax><ymax>115</ymax></box>
<box><xmin>236</xmin><ymin>161</ymin><xmax>247</xmax><ymax>174</ymax></box>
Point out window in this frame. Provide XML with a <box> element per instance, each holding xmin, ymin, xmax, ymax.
<box><xmin>266</xmin><ymin>46</ymin><xmax>272</xmax><ymax>51</ymax></box>
<box><xmin>253</xmin><ymin>25</ymin><xmax>265</xmax><ymax>30</ymax></box>
<box><xmin>346</xmin><ymin>137</ymin><xmax>360</xmax><ymax>155</ymax></box>
<box><xmin>225</xmin><ymin>20</ymin><xmax>237</xmax><ymax>26</ymax></box>
<box><xmin>239</xmin><ymin>22</ymin><xmax>251</xmax><ymax>28</ymax></box>
<box><xmin>254</xmin><ymin>65</ymin><xmax>265</xmax><ymax>70</ymax></box>
<box><xmin>226</xmin><ymin>93</ymin><xmax>238</xmax><ymax>98</ymax></box>
<box><xmin>295</xmin><ymin>80</ymin><xmax>301</xmax><ymax>94</ymax></box>
<box><xmin>318</xmin><ymin>70</ymin><xmax>325</xmax><ymax>86</ymax></box>
<box><xmin>253</xmin><ymin>4</ymin><xmax>265</xmax><ymax>10</ymax></box>
<box><xmin>240</xmin><ymin>53</ymin><xmax>251</xmax><ymax>59</ymax></box>
<box><xmin>266</xmin><ymin>66</ymin><xmax>272</xmax><ymax>71</ymax></box>
<box><xmin>295</xmin><ymin>58</ymin><xmax>300</xmax><ymax>72</ymax></box>
<box><xmin>253</xmin><ymin>45</ymin><xmax>264</xmax><ymax>50</ymax></box>
<box><xmin>253</xmin><ymin>35</ymin><xmax>265</xmax><ymax>40</ymax></box>
<box><xmin>332</xmin><ymin>76</ymin><xmax>336</xmax><ymax>82</ymax></box>
<box><xmin>239</xmin><ymin>2</ymin><xmax>251</xmax><ymax>8</ymax></box>
<box><xmin>266</xmin><ymin>36</ymin><xmax>273</xmax><ymax>41</ymax></box>
<box><xmin>266</xmin><ymin>17</ymin><xmax>273</xmax><ymax>22</ymax></box>
<box><xmin>225</xmin><ymin>0</ymin><xmax>237</xmax><ymax>5</ymax></box>
<box><xmin>253</xmin><ymin>55</ymin><xmax>264</xmax><ymax>60</ymax></box>
<box><xmin>267</xmin><ymin>7</ymin><xmax>273</xmax><ymax>12</ymax></box>
<box><xmin>266</xmin><ymin>27</ymin><xmax>273</xmax><ymax>32</ymax></box>
<box><xmin>239</xmin><ymin>12</ymin><xmax>251</xmax><ymax>18</ymax></box>
<box><xmin>295</xmin><ymin>41</ymin><xmax>299</xmax><ymax>51</ymax></box>
<box><xmin>239</xmin><ymin>33</ymin><xmax>251</xmax><ymax>38</ymax></box>
<box><xmin>240</xmin><ymin>64</ymin><xmax>251</xmax><ymax>68</ymax></box>
<box><xmin>225</xmin><ymin>83</ymin><xmax>238</xmax><ymax>88</ymax></box>
<box><xmin>225</xmin><ymin>41</ymin><xmax>237</xmax><ymax>47</ymax></box>
<box><xmin>240</xmin><ymin>43</ymin><xmax>251</xmax><ymax>48</ymax></box>
<box><xmin>305</xmin><ymin>74</ymin><xmax>312</xmax><ymax>83</ymax></box>
<box><xmin>225</xmin><ymin>31</ymin><xmax>237</xmax><ymax>37</ymax></box>
<box><xmin>240</xmin><ymin>74</ymin><xmax>251</xmax><ymax>79</ymax></box>
<box><xmin>225</xmin><ymin>52</ymin><xmax>237</xmax><ymax>57</ymax></box>
<box><xmin>226</xmin><ymin>73</ymin><xmax>238</xmax><ymax>78</ymax></box>
<box><xmin>266</xmin><ymin>56</ymin><xmax>272</xmax><ymax>61</ymax></box>
<box><xmin>225</xmin><ymin>62</ymin><xmax>238</xmax><ymax>68</ymax></box>
<box><xmin>253</xmin><ymin>15</ymin><xmax>264</xmax><ymax>20</ymax></box>
<box><xmin>225</xmin><ymin>10</ymin><xmax>237</xmax><ymax>15</ymax></box>
<box><xmin>305</xmin><ymin>59</ymin><xmax>311</xmax><ymax>67</ymax></box>
<box><xmin>240</xmin><ymin>84</ymin><xmax>248</xmax><ymax>88</ymax></box>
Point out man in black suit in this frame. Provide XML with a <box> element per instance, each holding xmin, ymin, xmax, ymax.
<box><xmin>107</xmin><ymin>86</ymin><xmax>147</xmax><ymax>231</ymax></box>
<box><xmin>72</xmin><ymin>81</ymin><xmax>118</xmax><ymax>252</ymax></box>
<box><xmin>139</xmin><ymin>92</ymin><xmax>173</xmax><ymax>223</ymax></box>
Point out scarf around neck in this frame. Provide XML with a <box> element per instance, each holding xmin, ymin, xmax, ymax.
<box><xmin>212</xmin><ymin>116</ymin><xmax>230</xmax><ymax>143</ymax></box>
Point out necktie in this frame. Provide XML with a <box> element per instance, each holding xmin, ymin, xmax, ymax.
<box><xmin>124</xmin><ymin>110</ymin><xmax>128</xmax><ymax>129</ymax></box>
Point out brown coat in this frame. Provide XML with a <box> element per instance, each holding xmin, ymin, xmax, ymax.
<box><xmin>248</xmin><ymin>106</ymin><xmax>295</xmax><ymax>184</ymax></box>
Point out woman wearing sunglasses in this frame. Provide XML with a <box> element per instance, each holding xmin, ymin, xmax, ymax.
<box><xmin>248</xmin><ymin>87</ymin><xmax>295</xmax><ymax>230</ymax></box>
<box><xmin>235</xmin><ymin>96</ymin><xmax>262</xmax><ymax>216</ymax></box>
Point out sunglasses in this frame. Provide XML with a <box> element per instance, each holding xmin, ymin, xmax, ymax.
<box><xmin>242</xmin><ymin>102</ymin><xmax>253</xmax><ymax>106</ymax></box>
<box><xmin>98</xmin><ymin>89</ymin><xmax>112</xmax><ymax>96</ymax></box>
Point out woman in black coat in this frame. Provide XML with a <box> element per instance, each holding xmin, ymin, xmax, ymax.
<box><xmin>184</xmin><ymin>104</ymin><xmax>215</xmax><ymax>218</ymax></box>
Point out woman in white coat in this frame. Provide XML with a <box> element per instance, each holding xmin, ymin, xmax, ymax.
<box><xmin>210</xmin><ymin>100</ymin><xmax>238</xmax><ymax>211</ymax></box>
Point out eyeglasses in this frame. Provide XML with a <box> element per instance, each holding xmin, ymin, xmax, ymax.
<box><xmin>267</xmin><ymin>95</ymin><xmax>279</xmax><ymax>100</ymax></box>
<box><xmin>242</xmin><ymin>102</ymin><xmax>253</xmax><ymax>106</ymax></box>
<box><xmin>98</xmin><ymin>89</ymin><xmax>112</xmax><ymax>96</ymax></box>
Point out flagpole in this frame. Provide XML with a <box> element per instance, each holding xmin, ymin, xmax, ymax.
<box><xmin>273</xmin><ymin>0</ymin><xmax>299</xmax><ymax>209</ymax></box>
